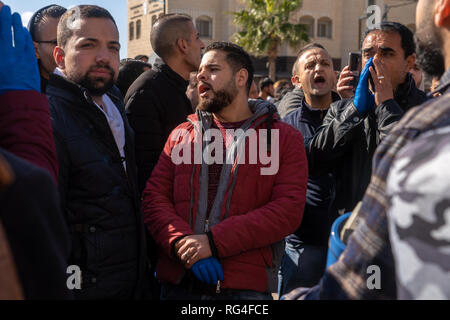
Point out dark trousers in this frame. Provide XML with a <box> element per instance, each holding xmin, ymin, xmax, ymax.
<box><xmin>277</xmin><ymin>240</ymin><xmax>327</xmax><ymax>297</ymax></box>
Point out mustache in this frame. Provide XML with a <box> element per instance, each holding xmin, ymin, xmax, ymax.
<box><xmin>88</xmin><ymin>64</ymin><xmax>115</xmax><ymax>75</ymax></box>
<box><xmin>199</xmin><ymin>81</ymin><xmax>212</xmax><ymax>89</ymax></box>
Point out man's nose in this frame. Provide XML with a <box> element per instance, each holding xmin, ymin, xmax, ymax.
<box><xmin>197</xmin><ymin>69</ymin><xmax>207</xmax><ymax>81</ymax></box>
<box><xmin>374</xmin><ymin>51</ymin><xmax>384</xmax><ymax>63</ymax></box>
<box><xmin>96</xmin><ymin>46</ymin><xmax>111</xmax><ymax>64</ymax></box>
<box><xmin>314</xmin><ymin>63</ymin><xmax>324</xmax><ymax>72</ymax></box>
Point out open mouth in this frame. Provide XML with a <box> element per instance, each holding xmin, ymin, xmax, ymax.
<box><xmin>314</xmin><ymin>75</ymin><xmax>326</xmax><ymax>84</ymax></box>
<box><xmin>198</xmin><ymin>83</ymin><xmax>212</xmax><ymax>96</ymax></box>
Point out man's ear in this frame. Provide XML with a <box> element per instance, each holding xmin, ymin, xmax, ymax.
<box><xmin>291</xmin><ymin>75</ymin><xmax>302</xmax><ymax>88</ymax></box>
<box><xmin>176</xmin><ymin>37</ymin><xmax>189</xmax><ymax>55</ymax></box>
<box><xmin>405</xmin><ymin>53</ymin><xmax>416</xmax><ymax>72</ymax></box>
<box><xmin>236</xmin><ymin>68</ymin><xmax>248</xmax><ymax>89</ymax></box>
<box><xmin>33</xmin><ymin>42</ymin><xmax>40</xmax><ymax>60</ymax></box>
<box><xmin>54</xmin><ymin>46</ymin><xmax>66</xmax><ymax>70</ymax></box>
<box><xmin>435</xmin><ymin>0</ymin><xmax>450</xmax><ymax>27</ymax></box>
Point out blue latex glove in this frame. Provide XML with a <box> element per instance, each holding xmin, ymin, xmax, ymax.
<box><xmin>191</xmin><ymin>257</ymin><xmax>224</xmax><ymax>285</ymax></box>
<box><xmin>0</xmin><ymin>5</ymin><xmax>40</xmax><ymax>95</ymax></box>
<box><xmin>353</xmin><ymin>57</ymin><xmax>375</xmax><ymax>115</ymax></box>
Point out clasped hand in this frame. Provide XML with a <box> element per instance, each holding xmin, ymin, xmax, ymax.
<box><xmin>175</xmin><ymin>234</ymin><xmax>223</xmax><ymax>285</ymax></box>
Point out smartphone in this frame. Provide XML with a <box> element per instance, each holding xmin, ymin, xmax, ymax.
<box><xmin>348</xmin><ymin>52</ymin><xmax>361</xmax><ymax>89</ymax></box>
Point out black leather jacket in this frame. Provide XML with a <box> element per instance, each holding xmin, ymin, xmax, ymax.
<box><xmin>47</xmin><ymin>74</ymin><xmax>150</xmax><ymax>299</ymax></box>
<box><xmin>307</xmin><ymin>73</ymin><xmax>428</xmax><ymax>212</ymax></box>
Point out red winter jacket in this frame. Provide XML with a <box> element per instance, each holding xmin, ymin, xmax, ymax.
<box><xmin>142</xmin><ymin>101</ymin><xmax>308</xmax><ymax>293</ymax></box>
<box><xmin>0</xmin><ymin>90</ymin><xmax>58</xmax><ymax>181</ymax></box>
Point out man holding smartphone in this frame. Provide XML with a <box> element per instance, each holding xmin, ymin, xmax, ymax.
<box><xmin>307</xmin><ymin>21</ymin><xmax>428</xmax><ymax>215</ymax></box>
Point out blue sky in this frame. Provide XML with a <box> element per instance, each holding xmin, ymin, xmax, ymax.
<box><xmin>6</xmin><ymin>0</ymin><xmax>129</xmax><ymax>59</ymax></box>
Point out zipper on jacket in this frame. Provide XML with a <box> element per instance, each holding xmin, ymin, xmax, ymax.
<box><xmin>216</xmin><ymin>280</ymin><xmax>221</xmax><ymax>294</ymax></box>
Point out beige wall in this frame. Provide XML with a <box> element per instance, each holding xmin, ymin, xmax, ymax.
<box><xmin>127</xmin><ymin>0</ymin><xmax>417</xmax><ymax>72</ymax></box>
<box><xmin>127</xmin><ymin>0</ymin><xmax>163</xmax><ymax>58</ymax></box>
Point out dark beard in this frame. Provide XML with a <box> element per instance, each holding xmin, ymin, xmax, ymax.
<box><xmin>73</xmin><ymin>65</ymin><xmax>115</xmax><ymax>96</ymax></box>
<box><xmin>198</xmin><ymin>82</ymin><xmax>238</xmax><ymax>114</ymax></box>
<box><xmin>415</xmin><ymin>21</ymin><xmax>445</xmax><ymax>78</ymax></box>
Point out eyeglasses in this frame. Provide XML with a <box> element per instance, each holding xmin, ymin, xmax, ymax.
<box><xmin>35</xmin><ymin>39</ymin><xmax>58</xmax><ymax>45</ymax></box>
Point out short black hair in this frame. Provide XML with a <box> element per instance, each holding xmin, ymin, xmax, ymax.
<box><xmin>259</xmin><ymin>77</ymin><xmax>274</xmax><ymax>91</ymax></box>
<box><xmin>57</xmin><ymin>5</ymin><xmax>117</xmax><ymax>49</ymax></box>
<box><xmin>134</xmin><ymin>54</ymin><xmax>149</xmax><ymax>61</ymax></box>
<box><xmin>28</xmin><ymin>5</ymin><xmax>67</xmax><ymax>41</ymax></box>
<box><xmin>362</xmin><ymin>21</ymin><xmax>415</xmax><ymax>58</ymax></box>
<box><xmin>117</xmin><ymin>59</ymin><xmax>151</xmax><ymax>97</ymax></box>
<box><xmin>293</xmin><ymin>43</ymin><xmax>329</xmax><ymax>76</ymax></box>
<box><xmin>150</xmin><ymin>14</ymin><xmax>193</xmax><ymax>60</ymax></box>
<box><xmin>204</xmin><ymin>42</ymin><xmax>254</xmax><ymax>94</ymax></box>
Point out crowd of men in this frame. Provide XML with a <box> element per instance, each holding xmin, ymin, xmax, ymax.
<box><xmin>0</xmin><ymin>0</ymin><xmax>449</xmax><ymax>300</ymax></box>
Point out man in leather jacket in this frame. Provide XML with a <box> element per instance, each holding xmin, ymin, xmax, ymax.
<box><xmin>307</xmin><ymin>22</ymin><xmax>428</xmax><ymax>213</ymax></box>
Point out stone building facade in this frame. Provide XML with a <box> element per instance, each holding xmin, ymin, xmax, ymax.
<box><xmin>127</xmin><ymin>0</ymin><xmax>417</xmax><ymax>78</ymax></box>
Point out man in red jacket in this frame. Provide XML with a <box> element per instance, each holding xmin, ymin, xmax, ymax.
<box><xmin>142</xmin><ymin>42</ymin><xmax>308</xmax><ymax>300</ymax></box>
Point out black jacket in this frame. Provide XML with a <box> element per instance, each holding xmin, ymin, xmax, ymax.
<box><xmin>282</xmin><ymin>92</ymin><xmax>340</xmax><ymax>246</ymax></box>
<box><xmin>47</xmin><ymin>74</ymin><xmax>149</xmax><ymax>299</ymax></box>
<box><xmin>308</xmin><ymin>73</ymin><xmax>428</xmax><ymax>212</ymax></box>
<box><xmin>277</xmin><ymin>87</ymin><xmax>305</xmax><ymax>118</ymax></box>
<box><xmin>124</xmin><ymin>63</ymin><xmax>193</xmax><ymax>193</ymax></box>
<box><xmin>0</xmin><ymin>148</ymin><xmax>72</xmax><ymax>299</ymax></box>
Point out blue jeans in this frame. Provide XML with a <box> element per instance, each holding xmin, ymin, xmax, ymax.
<box><xmin>160</xmin><ymin>282</ymin><xmax>273</xmax><ymax>300</ymax></box>
<box><xmin>277</xmin><ymin>240</ymin><xmax>327</xmax><ymax>297</ymax></box>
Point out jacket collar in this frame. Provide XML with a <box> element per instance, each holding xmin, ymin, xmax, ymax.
<box><xmin>434</xmin><ymin>68</ymin><xmax>450</xmax><ymax>94</ymax></box>
<box><xmin>47</xmin><ymin>73</ymin><xmax>122</xmax><ymax>109</ymax></box>
<box><xmin>394</xmin><ymin>72</ymin><xmax>423</xmax><ymax>110</ymax></box>
<box><xmin>153</xmin><ymin>62</ymin><xmax>189</xmax><ymax>93</ymax></box>
<box><xmin>394</xmin><ymin>72</ymin><xmax>414</xmax><ymax>101</ymax></box>
<box><xmin>299</xmin><ymin>91</ymin><xmax>340</xmax><ymax>122</ymax></box>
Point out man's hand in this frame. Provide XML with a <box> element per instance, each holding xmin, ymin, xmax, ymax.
<box><xmin>175</xmin><ymin>234</ymin><xmax>212</xmax><ymax>269</ymax></box>
<box><xmin>369</xmin><ymin>58</ymin><xmax>394</xmax><ymax>106</ymax></box>
<box><xmin>191</xmin><ymin>257</ymin><xmax>223</xmax><ymax>285</ymax></box>
<box><xmin>353</xmin><ymin>57</ymin><xmax>375</xmax><ymax>115</ymax></box>
<box><xmin>337</xmin><ymin>66</ymin><xmax>355</xmax><ymax>99</ymax></box>
<box><xmin>0</xmin><ymin>4</ymin><xmax>40</xmax><ymax>95</ymax></box>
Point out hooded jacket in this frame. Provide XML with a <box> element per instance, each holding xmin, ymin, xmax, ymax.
<box><xmin>142</xmin><ymin>100</ymin><xmax>308</xmax><ymax>293</ymax></box>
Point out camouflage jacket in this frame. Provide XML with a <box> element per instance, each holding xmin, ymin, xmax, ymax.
<box><xmin>283</xmin><ymin>68</ymin><xmax>450</xmax><ymax>300</ymax></box>
<box><xmin>387</xmin><ymin>125</ymin><xmax>450</xmax><ymax>299</ymax></box>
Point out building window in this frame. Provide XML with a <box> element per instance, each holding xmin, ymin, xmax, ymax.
<box><xmin>196</xmin><ymin>16</ymin><xmax>212</xmax><ymax>38</ymax></box>
<box><xmin>317</xmin><ymin>17</ymin><xmax>332</xmax><ymax>39</ymax></box>
<box><xmin>129</xmin><ymin>21</ymin><xmax>134</xmax><ymax>40</ymax></box>
<box><xmin>136</xmin><ymin>20</ymin><xmax>142</xmax><ymax>39</ymax></box>
<box><xmin>299</xmin><ymin>16</ymin><xmax>314</xmax><ymax>39</ymax></box>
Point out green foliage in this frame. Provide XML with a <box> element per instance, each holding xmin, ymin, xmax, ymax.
<box><xmin>231</xmin><ymin>0</ymin><xmax>309</xmax><ymax>58</ymax></box>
